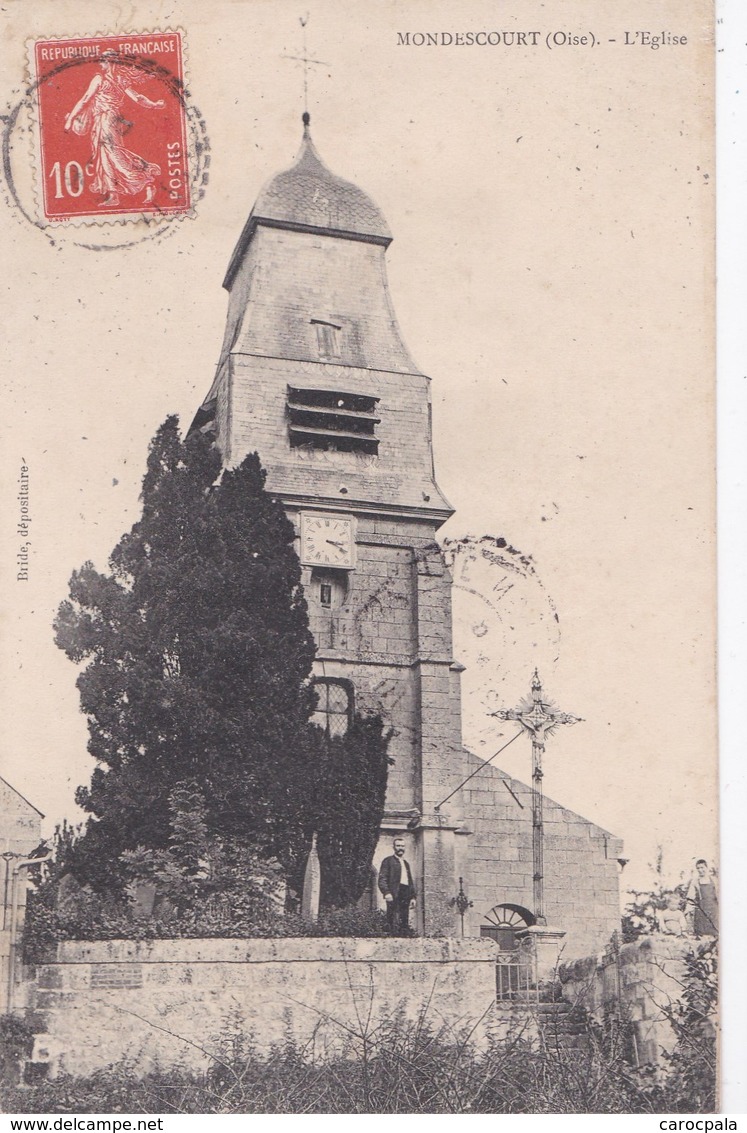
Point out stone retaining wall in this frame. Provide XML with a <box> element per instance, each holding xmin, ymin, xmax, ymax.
<box><xmin>560</xmin><ymin>935</ymin><xmax>699</xmax><ymax>1065</ymax></box>
<box><xmin>28</xmin><ymin>937</ymin><xmax>499</xmax><ymax>1078</ymax></box>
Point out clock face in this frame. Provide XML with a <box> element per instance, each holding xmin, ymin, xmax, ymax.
<box><xmin>300</xmin><ymin>514</ymin><xmax>355</xmax><ymax>568</ymax></box>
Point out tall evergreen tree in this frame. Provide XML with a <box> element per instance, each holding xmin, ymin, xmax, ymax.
<box><xmin>55</xmin><ymin>418</ymin><xmax>318</xmax><ymax>888</ymax></box>
<box><xmin>313</xmin><ymin>715</ymin><xmax>393</xmax><ymax>909</ymax></box>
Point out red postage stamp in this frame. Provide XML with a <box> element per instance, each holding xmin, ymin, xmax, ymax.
<box><xmin>32</xmin><ymin>32</ymin><xmax>190</xmax><ymax>221</ymax></box>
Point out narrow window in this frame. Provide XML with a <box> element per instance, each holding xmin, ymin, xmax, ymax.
<box><xmin>320</xmin><ymin>582</ymin><xmax>332</xmax><ymax>608</ymax></box>
<box><xmin>311</xmin><ymin>319</ymin><xmax>341</xmax><ymax>359</ymax></box>
<box><xmin>311</xmin><ymin>678</ymin><xmax>353</xmax><ymax>738</ymax></box>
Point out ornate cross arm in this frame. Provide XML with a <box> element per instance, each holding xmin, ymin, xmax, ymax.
<box><xmin>549</xmin><ymin>711</ymin><xmax>583</xmax><ymax>727</ymax></box>
<box><xmin>491</xmin><ymin>669</ymin><xmax>583</xmax><ymax>743</ymax></box>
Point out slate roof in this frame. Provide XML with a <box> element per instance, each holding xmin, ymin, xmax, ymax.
<box><xmin>223</xmin><ymin>123</ymin><xmax>393</xmax><ymax>290</ymax></box>
<box><xmin>252</xmin><ymin>126</ymin><xmax>391</xmax><ymax>242</ymax></box>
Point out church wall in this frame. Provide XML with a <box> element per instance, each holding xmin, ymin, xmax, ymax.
<box><xmin>462</xmin><ymin>759</ymin><xmax>623</xmax><ymax>958</ymax></box>
<box><xmin>299</xmin><ymin>524</ymin><xmax>455</xmax><ymax>666</ymax></box>
<box><xmin>293</xmin><ymin>510</ymin><xmax>466</xmax><ymax>928</ymax></box>
<box><xmin>0</xmin><ymin>780</ymin><xmax>42</xmax><ymax>1010</ymax></box>
<box><xmin>213</xmin><ymin>219</ymin><xmax>261</xmax><ymax>386</ymax></box>
<box><xmin>214</xmin><ymin>371</ymin><xmax>231</xmax><ymax>464</ymax></box>
<box><xmin>292</xmin><ymin>512</ymin><xmax>464</xmax><ymax>823</ymax></box>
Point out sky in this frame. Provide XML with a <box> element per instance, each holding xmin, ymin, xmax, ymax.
<box><xmin>0</xmin><ymin>0</ymin><xmax>718</xmax><ymax>897</ymax></box>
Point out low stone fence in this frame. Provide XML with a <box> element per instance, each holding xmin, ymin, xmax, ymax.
<box><xmin>26</xmin><ymin>937</ymin><xmax>499</xmax><ymax>1078</ymax></box>
<box><xmin>560</xmin><ymin>935</ymin><xmax>696</xmax><ymax>1065</ymax></box>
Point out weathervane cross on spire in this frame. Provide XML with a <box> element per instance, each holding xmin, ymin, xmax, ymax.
<box><xmin>282</xmin><ymin>14</ymin><xmax>330</xmax><ymax>119</ymax></box>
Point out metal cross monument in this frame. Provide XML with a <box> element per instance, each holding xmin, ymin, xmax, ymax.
<box><xmin>492</xmin><ymin>670</ymin><xmax>582</xmax><ymax>924</ymax></box>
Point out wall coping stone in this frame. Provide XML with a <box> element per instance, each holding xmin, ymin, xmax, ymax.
<box><xmin>618</xmin><ymin>936</ymin><xmax>694</xmax><ymax>966</ymax></box>
<box><xmin>55</xmin><ymin>937</ymin><xmax>499</xmax><ymax>965</ymax></box>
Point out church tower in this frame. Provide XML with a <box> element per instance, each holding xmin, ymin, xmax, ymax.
<box><xmin>193</xmin><ymin>116</ymin><xmax>468</xmax><ymax>933</ymax></box>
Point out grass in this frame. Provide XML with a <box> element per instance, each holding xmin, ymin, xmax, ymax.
<box><xmin>1</xmin><ymin>1008</ymin><xmax>713</xmax><ymax>1114</ymax></box>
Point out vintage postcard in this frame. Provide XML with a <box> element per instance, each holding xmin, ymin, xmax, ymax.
<box><xmin>0</xmin><ymin>0</ymin><xmax>723</xmax><ymax>1116</ymax></box>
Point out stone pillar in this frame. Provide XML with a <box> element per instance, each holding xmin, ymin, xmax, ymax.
<box><xmin>415</xmin><ymin>818</ymin><xmax>460</xmax><ymax>937</ymax></box>
<box><xmin>411</xmin><ymin>544</ymin><xmax>467</xmax><ymax>937</ymax></box>
<box><xmin>521</xmin><ymin>925</ymin><xmax>567</xmax><ymax>985</ymax></box>
<box><xmin>0</xmin><ymin>929</ymin><xmax>10</xmax><ymax>1014</ymax></box>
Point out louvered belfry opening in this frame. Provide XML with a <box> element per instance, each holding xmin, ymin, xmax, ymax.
<box><xmin>287</xmin><ymin>385</ymin><xmax>380</xmax><ymax>454</ymax></box>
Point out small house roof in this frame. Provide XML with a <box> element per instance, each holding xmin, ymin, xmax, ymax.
<box><xmin>0</xmin><ymin>775</ymin><xmax>44</xmax><ymax>818</ymax></box>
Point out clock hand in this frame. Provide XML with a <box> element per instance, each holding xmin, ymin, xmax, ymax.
<box><xmin>326</xmin><ymin>539</ymin><xmax>345</xmax><ymax>550</ymax></box>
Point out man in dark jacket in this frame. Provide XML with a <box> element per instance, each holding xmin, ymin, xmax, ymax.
<box><xmin>378</xmin><ymin>837</ymin><xmax>416</xmax><ymax>934</ymax></box>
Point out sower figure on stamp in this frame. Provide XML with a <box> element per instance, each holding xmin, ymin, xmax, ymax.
<box><xmin>378</xmin><ymin>837</ymin><xmax>416</xmax><ymax>935</ymax></box>
<box><xmin>64</xmin><ymin>52</ymin><xmax>164</xmax><ymax>207</ymax></box>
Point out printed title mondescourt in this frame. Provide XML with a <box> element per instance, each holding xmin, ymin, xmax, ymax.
<box><xmin>396</xmin><ymin>30</ymin><xmax>687</xmax><ymax>48</ymax></box>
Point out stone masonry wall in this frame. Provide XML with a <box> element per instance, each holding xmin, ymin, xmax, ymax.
<box><xmin>560</xmin><ymin>936</ymin><xmax>700</xmax><ymax>1066</ymax></box>
<box><xmin>28</xmin><ymin>938</ymin><xmax>499</xmax><ymax>1079</ymax></box>
<box><xmin>462</xmin><ymin>756</ymin><xmax>623</xmax><ymax>958</ymax></box>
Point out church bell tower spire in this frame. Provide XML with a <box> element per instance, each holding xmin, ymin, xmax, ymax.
<box><xmin>193</xmin><ymin>123</ymin><xmax>467</xmax><ymax>934</ymax></box>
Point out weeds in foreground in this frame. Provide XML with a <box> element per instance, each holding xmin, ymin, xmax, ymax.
<box><xmin>0</xmin><ymin>1007</ymin><xmax>713</xmax><ymax>1115</ymax></box>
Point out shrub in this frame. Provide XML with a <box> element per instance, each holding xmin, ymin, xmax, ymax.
<box><xmin>307</xmin><ymin>907</ymin><xmax>393</xmax><ymax>938</ymax></box>
<box><xmin>23</xmin><ymin>891</ymin><xmax>398</xmax><ymax>963</ymax></box>
<box><xmin>0</xmin><ymin>1015</ymin><xmax>34</xmax><ymax>1086</ymax></box>
<box><xmin>658</xmin><ymin>939</ymin><xmax>718</xmax><ymax>1111</ymax></box>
